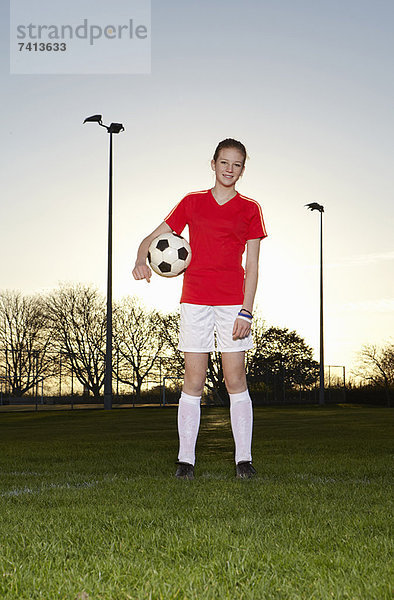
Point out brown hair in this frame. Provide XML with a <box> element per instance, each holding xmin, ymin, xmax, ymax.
<box><xmin>213</xmin><ymin>138</ymin><xmax>247</xmax><ymax>165</ymax></box>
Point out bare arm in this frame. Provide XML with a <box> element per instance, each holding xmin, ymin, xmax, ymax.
<box><xmin>232</xmin><ymin>238</ymin><xmax>261</xmax><ymax>340</ymax></box>
<box><xmin>132</xmin><ymin>221</ymin><xmax>172</xmax><ymax>282</ymax></box>
<box><xmin>242</xmin><ymin>238</ymin><xmax>261</xmax><ymax>313</ymax></box>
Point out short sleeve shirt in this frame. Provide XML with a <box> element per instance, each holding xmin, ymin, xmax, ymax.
<box><xmin>164</xmin><ymin>189</ymin><xmax>267</xmax><ymax>305</ymax></box>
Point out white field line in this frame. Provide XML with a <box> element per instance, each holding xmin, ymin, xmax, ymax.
<box><xmin>1</xmin><ymin>480</ymin><xmax>100</xmax><ymax>498</ymax></box>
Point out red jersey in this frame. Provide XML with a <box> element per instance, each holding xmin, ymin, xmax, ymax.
<box><xmin>164</xmin><ymin>189</ymin><xmax>267</xmax><ymax>305</ymax></box>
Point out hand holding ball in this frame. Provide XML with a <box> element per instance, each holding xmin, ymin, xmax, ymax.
<box><xmin>148</xmin><ymin>233</ymin><xmax>191</xmax><ymax>277</ymax></box>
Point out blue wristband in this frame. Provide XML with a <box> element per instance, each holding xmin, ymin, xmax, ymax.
<box><xmin>238</xmin><ymin>311</ymin><xmax>252</xmax><ymax>320</ymax></box>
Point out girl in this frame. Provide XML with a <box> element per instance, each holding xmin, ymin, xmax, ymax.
<box><xmin>132</xmin><ymin>139</ymin><xmax>267</xmax><ymax>479</ymax></box>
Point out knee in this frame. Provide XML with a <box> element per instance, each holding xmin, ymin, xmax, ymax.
<box><xmin>183</xmin><ymin>373</ymin><xmax>206</xmax><ymax>397</ymax></box>
<box><xmin>222</xmin><ymin>353</ymin><xmax>247</xmax><ymax>395</ymax></box>
<box><xmin>224</xmin><ymin>371</ymin><xmax>247</xmax><ymax>395</ymax></box>
<box><xmin>183</xmin><ymin>353</ymin><xmax>208</xmax><ymax>397</ymax></box>
<box><xmin>183</xmin><ymin>383</ymin><xmax>204</xmax><ymax>396</ymax></box>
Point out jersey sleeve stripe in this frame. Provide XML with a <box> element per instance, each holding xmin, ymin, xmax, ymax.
<box><xmin>164</xmin><ymin>201</ymin><xmax>182</xmax><ymax>222</ymax></box>
<box><xmin>164</xmin><ymin>190</ymin><xmax>209</xmax><ymax>222</ymax></box>
<box><xmin>239</xmin><ymin>194</ymin><xmax>268</xmax><ymax>237</ymax></box>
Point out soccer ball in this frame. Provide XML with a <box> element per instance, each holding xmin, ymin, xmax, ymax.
<box><xmin>148</xmin><ymin>233</ymin><xmax>192</xmax><ymax>277</ymax></box>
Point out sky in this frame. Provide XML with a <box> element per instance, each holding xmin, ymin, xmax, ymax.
<box><xmin>1</xmin><ymin>0</ymin><xmax>393</xmax><ymax>378</ymax></box>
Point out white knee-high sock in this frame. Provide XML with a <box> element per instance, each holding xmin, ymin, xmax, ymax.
<box><xmin>229</xmin><ymin>390</ymin><xmax>253</xmax><ymax>464</ymax></box>
<box><xmin>177</xmin><ymin>391</ymin><xmax>201</xmax><ymax>466</ymax></box>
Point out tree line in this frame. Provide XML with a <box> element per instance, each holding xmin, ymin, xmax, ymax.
<box><xmin>0</xmin><ymin>285</ymin><xmax>392</xmax><ymax>403</ymax></box>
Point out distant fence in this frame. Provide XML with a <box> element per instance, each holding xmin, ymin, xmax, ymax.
<box><xmin>2</xmin><ymin>347</ymin><xmax>373</xmax><ymax>411</ymax></box>
<box><xmin>1</xmin><ymin>378</ymin><xmax>350</xmax><ymax>412</ymax></box>
<box><xmin>0</xmin><ymin>350</ymin><xmax>169</xmax><ymax>409</ymax></box>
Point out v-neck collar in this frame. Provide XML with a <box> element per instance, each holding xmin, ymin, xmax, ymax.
<box><xmin>209</xmin><ymin>188</ymin><xmax>239</xmax><ymax>207</ymax></box>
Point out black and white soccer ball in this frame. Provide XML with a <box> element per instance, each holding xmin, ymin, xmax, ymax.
<box><xmin>148</xmin><ymin>233</ymin><xmax>192</xmax><ymax>278</ymax></box>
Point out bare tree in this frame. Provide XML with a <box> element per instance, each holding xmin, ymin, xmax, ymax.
<box><xmin>113</xmin><ymin>297</ymin><xmax>170</xmax><ymax>399</ymax></box>
<box><xmin>45</xmin><ymin>284</ymin><xmax>106</xmax><ymax>399</ymax></box>
<box><xmin>0</xmin><ymin>290</ymin><xmax>53</xmax><ymax>396</ymax></box>
<box><xmin>355</xmin><ymin>342</ymin><xmax>393</xmax><ymax>406</ymax></box>
<box><xmin>159</xmin><ymin>310</ymin><xmax>184</xmax><ymax>379</ymax></box>
<box><xmin>206</xmin><ymin>352</ymin><xmax>227</xmax><ymax>404</ymax></box>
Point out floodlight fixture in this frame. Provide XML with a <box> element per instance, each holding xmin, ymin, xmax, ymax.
<box><xmin>83</xmin><ymin>115</ymin><xmax>124</xmax><ymax>135</ymax></box>
<box><xmin>305</xmin><ymin>202</ymin><xmax>324</xmax><ymax>213</ymax></box>
<box><xmin>83</xmin><ymin>114</ymin><xmax>103</xmax><ymax>124</ymax></box>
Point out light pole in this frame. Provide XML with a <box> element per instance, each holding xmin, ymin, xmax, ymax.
<box><xmin>305</xmin><ymin>202</ymin><xmax>325</xmax><ymax>406</ymax></box>
<box><xmin>83</xmin><ymin>115</ymin><xmax>124</xmax><ymax>410</ymax></box>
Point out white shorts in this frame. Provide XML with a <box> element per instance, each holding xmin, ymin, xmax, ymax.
<box><xmin>178</xmin><ymin>303</ymin><xmax>253</xmax><ymax>353</ymax></box>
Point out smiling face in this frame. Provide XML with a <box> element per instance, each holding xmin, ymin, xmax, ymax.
<box><xmin>211</xmin><ymin>147</ymin><xmax>245</xmax><ymax>188</ymax></box>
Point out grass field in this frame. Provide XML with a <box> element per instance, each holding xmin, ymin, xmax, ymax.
<box><xmin>0</xmin><ymin>405</ymin><xmax>392</xmax><ymax>600</ymax></box>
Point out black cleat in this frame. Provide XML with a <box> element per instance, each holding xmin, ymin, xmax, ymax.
<box><xmin>175</xmin><ymin>461</ymin><xmax>194</xmax><ymax>480</ymax></box>
<box><xmin>236</xmin><ymin>461</ymin><xmax>257</xmax><ymax>479</ymax></box>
